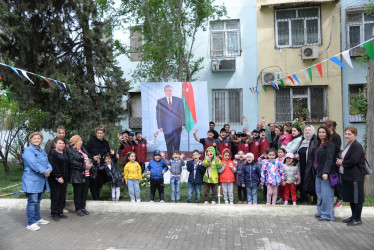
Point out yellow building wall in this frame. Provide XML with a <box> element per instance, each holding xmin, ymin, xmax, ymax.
<box><xmin>256</xmin><ymin>1</ymin><xmax>343</xmax><ymax>137</ymax></box>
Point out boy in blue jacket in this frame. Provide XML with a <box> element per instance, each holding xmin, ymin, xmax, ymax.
<box><xmin>146</xmin><ymin>150</ymin><xmax>169</xmax><ymax>202</ymax></box>
<box><xmin>241</xmin><ymin>153</ymin><xmax>261</xmax><ymax>205</ymax></box>
<box><xmin>186</xmin><ymin>150</ymin><xmax>205</xmax><ymax>203</ymax></box>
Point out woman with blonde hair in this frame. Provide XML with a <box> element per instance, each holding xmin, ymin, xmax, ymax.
<box><xmin>66</xmin><ymin>135</ymin><xmax>93</xmax><ymax>216</ymax></box>
<box><xmin>22</xmin><ymin>132</ymin><xmax>52</xmax><ymax>231</ymax></box>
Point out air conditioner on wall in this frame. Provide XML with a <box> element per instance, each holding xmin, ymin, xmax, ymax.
<box><xmin>301</xmin><ymin>46</ymin><xmax>319</xmax><ymax>60</ymax></box>
<box><xmin>211</xmin><ymin>58</ymin><xmax>236</xmax><ymax>72</ymax></box>
<box><xmin>261</xmin><ymin>71</ymin><xmax>283</xmax><ymax>85</ymax></box>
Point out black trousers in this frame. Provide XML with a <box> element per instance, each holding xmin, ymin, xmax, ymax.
<box><xmin>164</xmin><ymin>128</ymin><xmax>182</xmax><ymax>159</ymax></box>
<box><xmin>237</xmin><ymin>185</ymin><xmax>247</xmax><ymax>202</ymax></box>
<box><xmin>90</xmin><ymin>170</ymin><xmax>105</xmax><ymax>200</ymax></box>
<box><xmin>49</xmin><ymin>178</ymin><xmax>68</xmax><ymax>216</ymax></box>
<box><xmin>72</xmin><ymin>177</ymin><xmax>90</xmax><ymax>211</ymax></box>
<box><xmin>350</xmin><ymin>202</ymin><xmax>363</xmax><ymax>221</ymax></box>
<box><xmin>139</xmin><ymin>162</ymin><xmax>145</xmax><ymax>173</ymax></box>
<box><xmin>150</xmin><ymin>178</ymin><xmax>164</xmax><ymax>201</ymax></box>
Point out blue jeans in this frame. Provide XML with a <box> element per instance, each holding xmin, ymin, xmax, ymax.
<box><xmin>26</xmin><ymin>192</ymin><xmax>43</xmax><ymax>225</ymax></box>
<box><xmin>187</xmin><ymin>183</ymin><xmax>202</xmax><ymax>203</ymax></box>
<box><xmin>315</xmin><ymin>176</ymin><xmax>335</xmax><ymax>220</ymax></box>
<box><xmin>128</xmin><ymin>179</ymin><xmax>141</xmax><ymax>201</ymax></box>
<box><xmin>170</xmin><ymin>175</ymin><xmax>181</xmax><ymax>201</ymax></box>
<box><xmin>246</xmin><ymin>187</ymin><xmax>258</xmax><ymax>203</ymax></box>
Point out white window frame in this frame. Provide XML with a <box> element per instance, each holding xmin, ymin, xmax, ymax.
<box><xmin>346</xmin><ymin>10</ymin><xmax>374</xmax><ymax>48</ymax></box>
<box><xmin>275</xmin><ymin>6</ymin><xmax>321</xmax><ymax>48</ymax></box>
<box><xmin>275</xmin><ymin>86</ymin><xmax>327</xmax><ymax>122</ymax></box>
<box><xmin>212</xmin><ymin>88</ymin><xmax>243</xmax><ymax>126</ymax></box>
<box><xmin>348</xmin><ymin>84</ymin><xmax>366</xmax><ymax>123</ymax></box>
<box><xmin>210</xmin><ymin>19</ymin><xmax>241</xmax><ymax>58</ymax></box>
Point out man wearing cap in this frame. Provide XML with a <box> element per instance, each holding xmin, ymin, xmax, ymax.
<box><xmin>156</xmin><ymin>85</ymin><xmax>185</xmax><ymax>159</ymax></box>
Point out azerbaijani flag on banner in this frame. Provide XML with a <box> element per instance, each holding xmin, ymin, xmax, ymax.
<box><xmin>182</xmin><ymin>82</ymin><xmax>197</xmax><ymax>133</ymax></box>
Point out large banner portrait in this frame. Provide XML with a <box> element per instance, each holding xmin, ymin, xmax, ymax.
<box><xmin>141</xmin><ymin>82</ymin><xmax>208</xmax><ymax>159</ymax></box>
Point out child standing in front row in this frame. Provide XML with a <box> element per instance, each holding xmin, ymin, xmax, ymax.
<box><xmin>102</xmin><ymin>153</ymin><xmax>123</xmax><ymax>201</ymax></box>
<box><xmin>260</xmin><ymin>148</ymin><xmax>285</xmax><ymax>205</ymax></box>
<box><xmin>202</xmin><ymin>146</ymin><xmax>223</xmax><ymax>204</ymax></box>
<box><xmin>146</xmin><ymin>150</ymin><xmax>168</xmax><ymax>202</ymax></box>
<box><xmin>186</xmin><ymin>150</ymin><xmax>205</xmax><ymax>203</ymax></box>
<box><xmin>276</xmin><ymin>148</ymin><xmax>287</xmax><ymax>204</ymax></box>
<box><xmin>163</xmin><ymin>150</ymin><xmax>185</xmax><ymax>202</ymax></box>
<box><xmin>124</xmin><ymin>152</ymin><xmax>142</xmax><ymax>202</ymax></box>
<box><xmin>283</xmin><ymin>153</ymin><xmax>300</xmax><ymax>205</ymax></box>
<box><xmin>234</xmin><ymin>150</ymin><xmax>247</xmax><ymax>204</ymax></box>
<box><xmin>241</xmin><ymin>153</ymin><xmax>261</xmax><ymax>205</ymax></box>
<box><xmin>220</xmin><ymin>148</ymin><xmax>236</xmax><ymax>204</ymax></box>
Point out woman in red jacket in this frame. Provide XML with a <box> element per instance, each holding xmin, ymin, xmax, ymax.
<box><xmin>220</xmin><ymin>148</ymin><xmax>236</xmax><ymax>204</ymax></box>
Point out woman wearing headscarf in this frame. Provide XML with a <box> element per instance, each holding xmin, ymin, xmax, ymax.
<box><xmin>296</xmin><ymin>125</ymin><xmax>317</xmax><ymax>204</ymax></box>
<box><xmin>336</xmin><ymin>126</ymin><xmax>365</xmax><ymax>226</ymax></box>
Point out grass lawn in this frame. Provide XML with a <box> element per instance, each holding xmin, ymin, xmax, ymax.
<box><xmin>1</xmin><ymin>164</ymin><xmax>374</xmax><ymax>206</ymax></box>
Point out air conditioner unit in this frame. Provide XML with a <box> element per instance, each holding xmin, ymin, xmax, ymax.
<box><xmin>211</xmin><ymin>58</ymin><xmax>236</xmax><ymax>72</ymax></box>
<box><xmin>261</xmin><ymin>71</ymin><xmax>283</xmax><ymax>85</ymax></box>
<box><xmin>301</xmin><ymin>46</ymin><xmax>319</xmax><ymax>60</ymax></box>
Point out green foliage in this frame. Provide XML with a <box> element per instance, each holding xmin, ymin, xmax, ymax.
<box><xmin>116</xmin><ymin>0</ymin><xmax>226</xmax><ymax>82</ymax></box>
<box><xmin>0</xmin><ymin>0</ymin><xmax>129</xmax><ymax>142</ymax></box>
<box><xmin>301</xmin><ymin>108</ymin><xmax>309</xmax><ymax>118</ymax></box>
<box><xmin>292</xmin><ymin>119</ymin><xmax>305</xmax><ymax>131</ymax></box>
<box><xmin>140</xmin><ymin>172</ymin><xmax>151</xmax><ymax>188</ymax></box>
<box><xmin>356</xmin><ymin>48</ymin><xmax>371</xmax><ymax>68</ymax></box>
<box><xmin>350</xmin><ymin>88</ymin><xmax>368</xmax><ymax>120</ymax></box>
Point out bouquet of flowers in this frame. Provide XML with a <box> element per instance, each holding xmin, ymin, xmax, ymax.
<box><xmin>140</xmin><ymin>172</ymin><xmax>150</xmax><ymax>188</ymax></box>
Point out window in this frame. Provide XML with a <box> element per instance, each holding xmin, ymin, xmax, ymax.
<box><xmin>275</xmin><ymin>86</ymin><xmax>326</xmax><ymax>122</ymax></box>
<box><xmin>275</xmin><ymin>7</ymin><xmax>320</xmax><ymax>48</ymax></box>
<box><xmin>130</xmin><ymin>27</ymin><xmax>142</xmax><ymax>61</ymax></box>
<box><xmin>346</xmin><ymin>11</ymin><xmax>374</xmax><ymax>48</ymax></box>
<box><xmin>210</xmin><ymin>19</ymin><xmax>241</xmax><ymax>57</ymax></box>
<box><xmin>212</xmin><ymin>89</ymin><xmax>242</xmax><ymax>126</ymax></box>
<box><xmin>349</xmin><ymin>84</ymin><xmax>366</xmax><ymax>122</ymax></box>
<box><xmin>129</xmin><ymin>92</ymin><xmax>142</xmax><ymax>128</ymax></box>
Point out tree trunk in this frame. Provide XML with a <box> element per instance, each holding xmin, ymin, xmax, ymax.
<box><xmin>365</xmin><ymin>58</ymin><xmax>374</xmax><ymax>196</ymax></box>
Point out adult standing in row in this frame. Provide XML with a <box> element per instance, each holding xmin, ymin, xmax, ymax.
<box><xmin>336</xmin><ymin>127</ymin><xmax>365</xmax><ymax>226</ymax></box>
<box><xmin>296</xmin><ymin>125</ymin><xmax>317</xmax><ymax>204</ymax></box>
<box><xmin>284</xmin><ymin>126</ymin><xmax>302</xmax><ymax>154</ymax></box>
<box><xmin>22</xmin><ymin>132</ymin><xmax>52</xmax><ymax>231</ymax></box>
<box><xmin>45</xmin><ymin>125</ymin><xmax>70</xmax><ymax>154</ymax></box>
<box><xmin>85</xmin><ymin>126</ymin><xmax>111</xmax><ymax>200</ymax></box>
<box><xmin>209</xmin><ymin>121</ymin><xmax>219</xmax><ymax>139</ymax></box>
<box><xmin>48</xmin><ymin>138</ymin><xmax>69</xmax><ymax>221</ymax></box>
<box><xmin>67</xmin><ymin>135</ymin><xmax>93</xmax><ymax>217</ymax></box>
<box><xmin>309</xmin><ymin>126</ymin><xmax>336</xmax><ymax>221</ymax></box>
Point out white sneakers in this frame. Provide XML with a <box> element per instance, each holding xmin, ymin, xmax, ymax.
<box><xmin>225</xmin><ymin>200</ymin><xmax>229</xmax><ymax>204</ymax></box>
<box><xmin>136</xmin><ymin>200</ymin><xmax>141</xmax><ymax>202</ymax></box>
<box><xmin>204</xmin><ymin>201</ymin><xmax>209</xmax><ymax>204</ymax></box>
<box><xmin>160</xmin><ymin>200</ymin><xmax>164</xmax><ymax>203</ymax></box>
<box><xmin>211</xmin><ymin>201</ymin><xmax>216</xmax><ymax>204</ymax></box>
<box><xmin>26</xmin><ymin>223</ymin><xmax>40</xmax><ymax>231</ymax></box>
<box><xmin>36</xmin><ymin>219</ymin><xmax>49</xmax><ymax>225</ymax></box>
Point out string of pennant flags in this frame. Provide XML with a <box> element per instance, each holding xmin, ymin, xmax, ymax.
<box><xmin>249</xmin><ymin>37</ymin><xmax>374</xmax><ymax>94</ymax></box>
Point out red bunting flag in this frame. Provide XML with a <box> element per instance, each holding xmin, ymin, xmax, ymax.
<box><xmin>287</xmin><ymin>76</ymin><xmax>295</xmax><ymax>85</ymax></box>
<box><xmin>316</xmin><ymin>63</ymin><xmax>323</xmax><ymax>78</ymax></box>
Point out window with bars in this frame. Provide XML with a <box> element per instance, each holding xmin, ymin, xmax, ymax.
<box><xmin>349</xmin><ymin>84</ymin><xmax>366</xmax><ymax>122</ymax></box>
<box><xmin>346</xmin><ymin>11</ymin><xmax>374</xmax><ymax>48</ymax></box>
<box><xmin>210</xmin><ymin>19</ymin><xmax>241</xmax><ymax>57</ymax></box>
<box><xmin>275</xmin><ymin>86</ymin><xmax>326</xmax><ymax>122</ymax></box>
<box><xmin>275</xmin><ymin>7</ymin><xmax>320</xmax><ymax>48</ymax></box>
<box><xmin>212</xmin><ymin>89</ymin><xmax>242</xmax><ymax>126</ymax></box>
<box><xmin>130</xmin><ymin>27</ymin><xmax>142</xmax><ymax>61</ymax></box>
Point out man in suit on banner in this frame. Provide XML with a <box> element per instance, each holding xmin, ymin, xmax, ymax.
<box><xmin>156</xmin><ymin>85</ymin><xmax>185</xmax><ymax>159</ymax></box>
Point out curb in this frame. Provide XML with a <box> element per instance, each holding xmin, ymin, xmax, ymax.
<box><xmin>1</xmin><ymin>198</ymin><xmax>374</xmax><ymax>217</ymax></box>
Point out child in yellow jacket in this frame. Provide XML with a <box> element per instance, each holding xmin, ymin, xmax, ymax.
<box><xmin>124</xmin><ymin>152</ymin><xmax>142</xmax><ymax>202</ymax></box>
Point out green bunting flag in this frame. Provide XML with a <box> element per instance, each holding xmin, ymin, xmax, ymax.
<box><xmin>307</xmin><ymin>67</ymin><xmax>313</xmax><ymax>82</ymax></box>
<box><xmin>5</xmin><ymin>92</ymin><xmax>11</xmax><ymax>102</ymax></box>
<box><xmin>262</xmin><ymin>84</ymin><xmax>267</xmax><ymax>92</ymax></box>
<box><xmin>279</xmin><ymin>78</ymin><xmax>285</xmax><ymax>88</ymax></box>
<box><xmin>68</xmin><ymin>84</ymin><xmax>72</xmax><ymax>94</ymax></box>
<box><xmin>363</xmin><ymin>40</ymin><xmax>374</xmax><ymax>61</ymax></box>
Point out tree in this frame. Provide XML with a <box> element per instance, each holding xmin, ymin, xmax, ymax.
<box><xmin>0</xmin><ymin>91</ymin><xmax>47</xmax><ymax>173</ymax></box>
<box><xmin>114</xmin><ymin>0</ymin><xmax>226</xmax><ymax>82</ymax></box>
<box><xmin>0</xmin><ymin>0</ymin><xmax>129</xmax><ymax>141</ymax></box>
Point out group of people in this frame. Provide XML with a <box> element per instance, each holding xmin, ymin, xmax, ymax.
<box><xmin>21</xmin><ymin>118</ymin><xmax>367</xmax><ymax>231</ymax></box>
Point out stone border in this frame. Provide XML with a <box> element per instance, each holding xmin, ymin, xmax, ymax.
<box><xmin>1</xmin><ymin>198</ymin><xmax>374</xmax><ymax>217</ymax></box>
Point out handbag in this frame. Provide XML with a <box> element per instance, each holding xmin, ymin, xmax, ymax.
<box><xmin>363</xmin><ymin>157</ymin><xmax>372</xmax><ymax>175</ymax></box>
<box><xmin>329</xmin><ymin>173</ymin><xmax>340</xmax><ymax>187</ymax></box>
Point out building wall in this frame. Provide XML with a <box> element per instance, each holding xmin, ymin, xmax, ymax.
<box><xmin>341</xmin><ymin>0</ymin><xmax>368</xmax><ymax>146</ymax></box>
<box><xmin>115</xmin><ymin>0</ymin><xmax>259</xmax><ymax>133</ymax></box>
<box><xmin>256</xmin><ymin>0</ymin><xmax>343</xmax><ymax>137</ymax></box>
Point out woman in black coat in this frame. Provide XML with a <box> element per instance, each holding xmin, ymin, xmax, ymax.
<box><xmin>307</xmin><ymin>126</ymin><xmax>336</xmax><ymax>221</ymax></box>
<box><xmin>336</xmin><ymin>126</ymin><xmax>365</xmax><ymax>226</ymax></box>
<box><xmin>85</xmin><ymin>126</ymin><xmax>111</xmax><ymax>200</ymax></box>
<box><xmin>48</xmin><ymin>138</ymin><xmax>69</xmax><ymax>221</ymax></box>
<box><xmin>67</xmin><ymin>135</ymin><xmax>94</xmax><ymax>216</ymax></box>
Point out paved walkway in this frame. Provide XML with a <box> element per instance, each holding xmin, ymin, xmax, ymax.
<box><xmin>1</xmin><ymin>208</ymin><xmax>374</xmax><ymax>250</ymax></box>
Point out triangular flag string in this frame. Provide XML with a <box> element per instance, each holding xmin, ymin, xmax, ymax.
<box><xmin>307</xmin><ymin>67</ymin><xmax>313</xmax><ymax>82</ymax></box>
<box><xmin>292</xmin><ymin>73</ymin><xmax>301</xmax><ymax>84</ymax></box>
<box><xmin>279</xmin><ymin>78</ymin><xmax>285</xmax><ymax>88</ymax></box>
<box><xmin>363</xmin><ymin>40</ymin><xmax>374</xmax><ymax>61</ymax></box>
<box><xmin>341</xmin><ymin>50</ymin><xmax>354</xmax><ymax>68</ymax></box>
<box><xmin>287</xmin><ymin>76</ymin><xmax>295</xmax><ymax>85</ymax></box>
<box><xmin>329</xmin><ymin>56</ymin><xmax>346</xmax><ymax>69</ymax></box>
<box><xmin>316</xmin><ymin>63</ymin><xmax>323</xmax><ymax>78</ymax></box>
<box><xmin>21</xmin><ymin>70</ymin><xmax>35</xmax><ymax>84</ymax></box>
<box><xmin>301</xmin><ymin>69</ymin><xmax>310</xmax><ymax>82</ymax></box>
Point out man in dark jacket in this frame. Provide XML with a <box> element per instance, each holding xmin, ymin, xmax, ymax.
<box><xmin>156</xmin><ymin>85</ymin><xmax>185</xmax><ymax>159</ymax></box>
<box><xmin>186</xmin><ymin>150</ymin><xmax>205</xmax><ymax>203</ymax></box>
